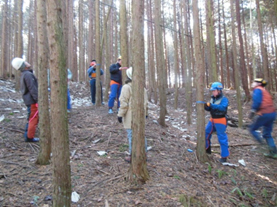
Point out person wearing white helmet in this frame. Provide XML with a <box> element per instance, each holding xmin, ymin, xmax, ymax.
<box><xmin>117</xmin><ymin>67</ymin><xmax>148</xmax><ymax>163</ymax></box>
<box><xmin>108</xmin><ymin>56</ymin><xmax>128</xmax><ymax>114</ymax></box>
<box><xmin>204</xmin><ymin>82</ymin><xmax>229</xmax><ymax>163</ymax></box>
<box><xmin>11</xmin><ymin>57</ymin><xmax>39</xmax><ymax>142</ymax></box>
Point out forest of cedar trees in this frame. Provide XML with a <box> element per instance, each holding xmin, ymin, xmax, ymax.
<box><xmin>0</xmin><ymin>0</ymin><xmax>277</xmax><ymax>206</ymax></box>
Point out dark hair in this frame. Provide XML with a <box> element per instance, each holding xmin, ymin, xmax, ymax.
<box><xmin>125</xmin><ymin>78</ymin><xmax>132</xmax><ymax>84</ymax></box>
<box><xmin>91</xmin><ymin>59</ymin><xmax>96</xmax><ymax>62</ymax></box>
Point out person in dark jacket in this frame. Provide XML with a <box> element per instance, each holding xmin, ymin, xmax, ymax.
<box><xmin>11</xmin><ymin>57</ymin><xmax>39</xmax><ymax>142</ymax></box>
<box><xmin>249</xmin><ymin>78</ymin><xmax>277</xmax><ymax>159</ymax></box>
<box><xmin>87</xmin><ymin>60</ymin><xmax>104</xmax><ymax>105</ymax></box>
<box><xmin>204</xmin><ymin>82</ymin><xmax>229</xmax><ymax>163</ymax></box>
<box><xmin>108</xmin><ymin>56</ymin><xmax>128</xmax><ymax>114</ymax></box>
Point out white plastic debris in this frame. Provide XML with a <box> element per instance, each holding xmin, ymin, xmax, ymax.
<box><xmin>222</xmin><ymin>162</ymin><xmax>239</xmax><ymax>167</ymax></box>
<box><xmin>93</xmin><ymin>139</ymin><xmax>100</xmax><ymax>144</ymax></box>
<box><xmin>71</xmin><ymin>191</ymin><xmax>80</xmax><ymax>203</ymax></box>
<box><xmin>97</xmin><ymin>151</ymin><xmax>107</xmax><ymax>156</ymax></box>
<box><xmin>238</xmin><ymin>159</ymin><xmax>246</xmax><ymax>166</ymax></box>
<box><xmin>0</xmin><ymin>115</ymin><xmax>4</xmax><ymax>122</ymax></box>
<box><xmin>147</xmin><ymin>146</ymin><xmax>152</xmax><ymax>151</ymax></box>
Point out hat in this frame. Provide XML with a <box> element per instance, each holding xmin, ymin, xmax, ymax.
<box><xmin>117</xmin><ymin>56</ymin><xmax>122</xmax><ymax>60</ymax></box>
<box><xmin>126</xmin><ymin>67</ymin><xmax>132</xmax><ymax>79</ymax></box>
<box><xmin>254</xmin><ymin>78</ymin><xmax>267</xmax><ymax>86</ymax></box>
<box><xmin>11</xmin><ymin>57</ymin><xmax>25</xmax><ymax>70</ymax></box>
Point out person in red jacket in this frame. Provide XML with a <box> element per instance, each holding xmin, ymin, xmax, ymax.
<box><xmin>249</xmin><ymin>78</ymin><xmax>277</xmax><ymax>159</ymax></box>
<box><xmin>11</xmin><ymin>58</ymin><xmax>39</xmax><ymax>142</ymax></box>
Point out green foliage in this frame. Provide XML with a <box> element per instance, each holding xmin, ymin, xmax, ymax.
<box><xmin>173</xmin><ymin>175</ymin><xmax>180</xmax><ymax>180</ymax></box>
<box><xmin>178</xmin><ymin>194</ymin><xmax>203</xmax><ymax>207</ymax></box>
<box><xmin>9</xmin><ymin>112</ymin><xmax>14</xmax><ymax>115</ymax></box>
<box><xmin>216</xmin><ymin>169</ymin><xmax>227</xmax><ymax>179</ymax></box>
<box><xmin>261</xmin><ymin>188</ymin><xmax>268</xmax><ymax>199</ymax></box>
<box><xmin>4</xmin><ymin>119</ymin><xmax>11</xmax><ymax>122</ymax></box>
<box><xmin>205</xmin><ymin>162</ymin><xmax>212</xmax><ymax>174</ymax></box>
<box><xmin>231</xmin><ymin>187</ymin><xmax>243</xmax><ymax>197</ymax></box>
<box><xmin>231</xmin><ymin>177</ymin><xmax>237</xmax><ymax>185</ymax></box>
<box><xmin>119</xmin><ymin>144</ymin><xmax>128</xmax><ymax>152</ymax></box>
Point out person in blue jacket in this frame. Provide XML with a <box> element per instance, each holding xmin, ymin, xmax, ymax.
<box><xmin>108</xmin><ymin>56</ymin><xmax>128</xmax><ymax>114</ymax></box>
<box><xmin>249</xmin><ymin>78</ymin><xmax>277</xmax><ymax>159</ymax></box>
<box><xmin>204</xmin><ymin>82</ymin><xmax>229</xmax><ymax>163</ymax></box>
<box><xmin>87</xmin><ymin>60</ymin><xmax>104</xmax><ymax>105</ymax></box>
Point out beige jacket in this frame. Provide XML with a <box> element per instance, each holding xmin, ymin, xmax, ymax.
<box><xmin>118</xmin><ymin>82</ymin><xmax>148</xmax><ymax>129</ymax></box>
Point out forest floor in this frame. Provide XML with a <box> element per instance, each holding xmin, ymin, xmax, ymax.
<box><xmin>0</xmin><ymin>79</ymin><xmax>277</xmax><ymax>207</ymax></box>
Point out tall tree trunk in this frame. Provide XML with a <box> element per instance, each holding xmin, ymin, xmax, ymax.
<box><xmin>206</xmin><ymin>0</ymin><xmax>218</xmax><ymax>82</ymax></box>
<box><xmin>256</xmin><ymin>0</ymin><xmax>269</xmax><ymax>85</ymax></box>
<box><xmin>230</xmin><ymin>0</ymin><xmax>243</xmax><ymax>127</ymax></box>
<box><xmin>1</xmin><ymin>0</ymin><xmax>8</xmax><ymax>79</ymax></box>
<box><xmin>46</xmin><ymin>0</ymin><xmax>72</xmax><ymax>205</ymax></box>
<box><xmin>173</xmin><ymin>0</ymin><xmax>179</xmax><ymax>109</ymax></box>
<box><xmin>68</xmin><ymin>0</ymin><xmax>74</xmax><ymax>76</ymax></box>
<box><xmin>15</xmin><ymin>0</ymin><xmax>24</xmax><ymax>91</ymax></box>
<box><xmin>235</xmin><ymin>0</ymin><xmax>251</xmax><ymax>101</ymax></box>
<box><xmin>95</xmin><ymin>0</ymin><xmax>101</xmax><ymax>106</ymax></box>
<box><xmin>130</xmin><ymin>0</ymin><xmax>149</xmax><ymax>183</ymax></box>
<box><xmin>120</xmin><ymin>0</ymin><xmax>129</xmax><ymax>82</ymax></box>
<box><xmin>218</xmin><ymin>0</ymin><xmax>224</xmax><ymax>86</ymax></box>
<box><xmin>78</xmin><ymin>0</ymin><xmax>85</xmax><ymax>82</ymax></box>
<box><xmin>36</xmin><ymin>0</ymin><xmax>51</xmax><ymax>165</ymax></box>
<box><xmin>222</xmin><ymin>0</ymin><xmax>230</xmax><ymax>88</ymax></box>
<box><xmin>184</xmin><ymin>0</ymin><xmax>192</xmax><ymax>125</ymax></box>
<box><xmin>154</xmin><ymin>0</ymin><xmax>166</xmax><ymax>126</ymax></box>
<box><xmin>193</xmin><ymin>0</ymin><xmax>208</xmax><ymax>163</ymax></box>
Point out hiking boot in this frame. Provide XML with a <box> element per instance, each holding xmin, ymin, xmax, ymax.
<box><xmin>206</xmin><ymin>146</ymin><xmax>211</xmax><ymax>154</ymax></box>
<box><xmin>219</xmin><ymin>157</ymin><xmax>227</xmax><ymax>163</ymax></box>
<box><xmin>25</xmin><ymin>137</ymin><xmax>39</xmax><ymax>142</ymax></box>
<box><xmin>264</xmin><ymin>153</ymin><xmax>277</xmax><ymax>159</ymax></box>
<box><xmin>124</xmin><ymin>156</ymin><xmax>131</xmax><ymax>163</ymax></box>
<box><xmin>108</xmin><ymin>109</ymin><xmax>113</xmax><ymax>114</ymax></box>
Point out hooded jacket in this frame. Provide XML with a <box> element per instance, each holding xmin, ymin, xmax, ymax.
<box><xmin>118</xmin><ymin>82</ymin><xmax>148</xmax><ymax>129</ymax></box>
<box><xmin>109</xmin><ymin>63</ymin><xmax>122</xmax><ymax>84</ymax></box>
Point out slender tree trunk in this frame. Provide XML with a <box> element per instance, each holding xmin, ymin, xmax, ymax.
<box><xmin>78</xmin><ymin>0</ymin><xmax>85</xmax><ymax>82</ymax></box>
<box><xmin>36</xmin><ymin>0</ymin><xmax>51</xmax><ymax>165</ymax></box>
<box><xmin>235</xmin><ymin>0</ymin><xmax>251</xmax><ymax>101</ymax></box>
<box><xmin>130</xmin><ymin>0</ymin><xmax>149</xmax><ymax>183</ymax></box>
<box><xmin>15</xmin><ymin>0</ymin><xmax>24</xmax><ymax>91</ymax></box>
<box><xmin>1</xmin><ymin>0</ymin><xmax>8</xmax><ymax>79</ymax></box>
<box><xmin>230</xmin><ymin>0</ymin><xmax>243</xmax><ymax>128</ymax></box>
<box><xmin>120</xmin><ymin>0</ymin><xmax>129</xmax><ymax>82</ymax></box>
<box><xmin>173</xmin><ymin>0</ymin><xmax>179</xmax><ymax>109</ymax></box>
<box><xmin>222</xmin><ymin>0</ymin><xmax>230</xmax><ymax>88</ymax></box>
<box><xmin>95</xmin><ymin>0</ymin><xmax>101</xmax><ymax>106</ymax></box>
<box><xmin>184</xmin><ymin>0</ymin><xmax>192</xmax><ymax>124</ymax></box>
<box><xmin>46</xmin><ymin>0</ymin><xmax>72</xmax><ymax>205</ymax></box>
<box><xmin>193</xmin><ymin>0</ymin><xmax>208</xmax><ymax>163</ymax></box>
<box><xmin>206</xmin><ymin>0</ymin><xmax>218</xmax><ymax>82</ymax></box>
<box><xmin>218</xmin><ymin>0</ymin><xmax>224</xmax><ymax>85</ymax></box>
<box><xmin>154</xmin><ymin>0</ymin><xmax>166</xmax><ymax>126</ymax></box>
<box><xmin>256</xmin><ymin>0</ymin><xmax>269</xmax><ymax>85</ymax></box>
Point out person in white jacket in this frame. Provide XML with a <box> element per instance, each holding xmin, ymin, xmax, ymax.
<box><xmin>117</xmin><ymin>67</ymin><xmax>148</xmax><ymax>163</ymax></box>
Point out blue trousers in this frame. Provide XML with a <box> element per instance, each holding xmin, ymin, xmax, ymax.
<box><xmin>126</xmin><ymin>129</ymin><xmax>147</xmax><ymax>154</ymax></box>
<box><xmin>67</xmin><ymin>88</ymin><xmax>71</xmax><ymax>110</ymax></box>
<box><xmin>205</xmin><ymin>118</ymin><xmax>229</xmax><ymax>158</ymax></box>
<box><xmin>89</xmin><ymin>79</ymin><xmax>103</xmax><ymax>104</ymax></box>
<box><xmin>108</xmin><ymin>84</ymin><xmax>122</xmax><ymax>109</ymax></box>
<box><xmin>249</xmin><ymin>112</ymin><xmax>277</xmax><ymax>152</ymax></box>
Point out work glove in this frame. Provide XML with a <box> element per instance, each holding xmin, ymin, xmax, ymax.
<box><xmin>248</xmin><ymin>110</ymin><xmax>255</xmax><ymax>120</ymax></box>
<box><xmin>35</xmin><ymin>103</ymin><xmax>38</xmax><ymax>108</ymax></box>
<box><xmin>146</xmin><ymin>115</ymin><xmax>148</xmax><ymax>119</ymax></box>
<box><xmin>118</xmin><ymin>117</ymin><xmax>122</xmax><ymax>123</ymax></box>
<box><xmin>204</xmin><ymin>102</ymin><xmax>211</xmax><ymax>108</ymax></box>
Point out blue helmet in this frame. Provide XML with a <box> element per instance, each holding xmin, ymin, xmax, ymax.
<box><xmin>210</xmin><ymin>82</ymin><xmax>223</xmax><ymax>91</ymax></box>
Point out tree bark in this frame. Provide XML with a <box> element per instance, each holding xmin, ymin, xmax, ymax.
<box><xmin>1</xmin><ymin>0</ymin><xmax>8</xmax><ymax>79</ymax></box>
<box><xmin>36</xmin><ymin>0</ymin><xmax>51</xmax><ymax>165</ymax></box>
<box><xmin>230</xmin><ymin>0</ymin><xmax>243</xmax><ymax>128</ymax></box>
<box><xmin>130</xmin><ymin>0</ymin><xmax>149</xmax><ymax>184</ymax></box>
<box><xmin>154</xmin><ymin>0</ymin><xmax>166</xmax><ymax>126</ymax></box>
<box><xmin>193</xmin><ymin>0</ymin><xmax>208</xmax><ymax>163</ymax></box>
<box><xmin>46</xmin><ymin>0</ymin><xmax>72</xmax><ymax>205</ymax></box>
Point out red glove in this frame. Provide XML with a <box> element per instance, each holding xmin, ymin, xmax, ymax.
<box><xmin>35</xmin><ymin>103</ymin><xmax>38</xmax><ymax>108</ymax></box>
